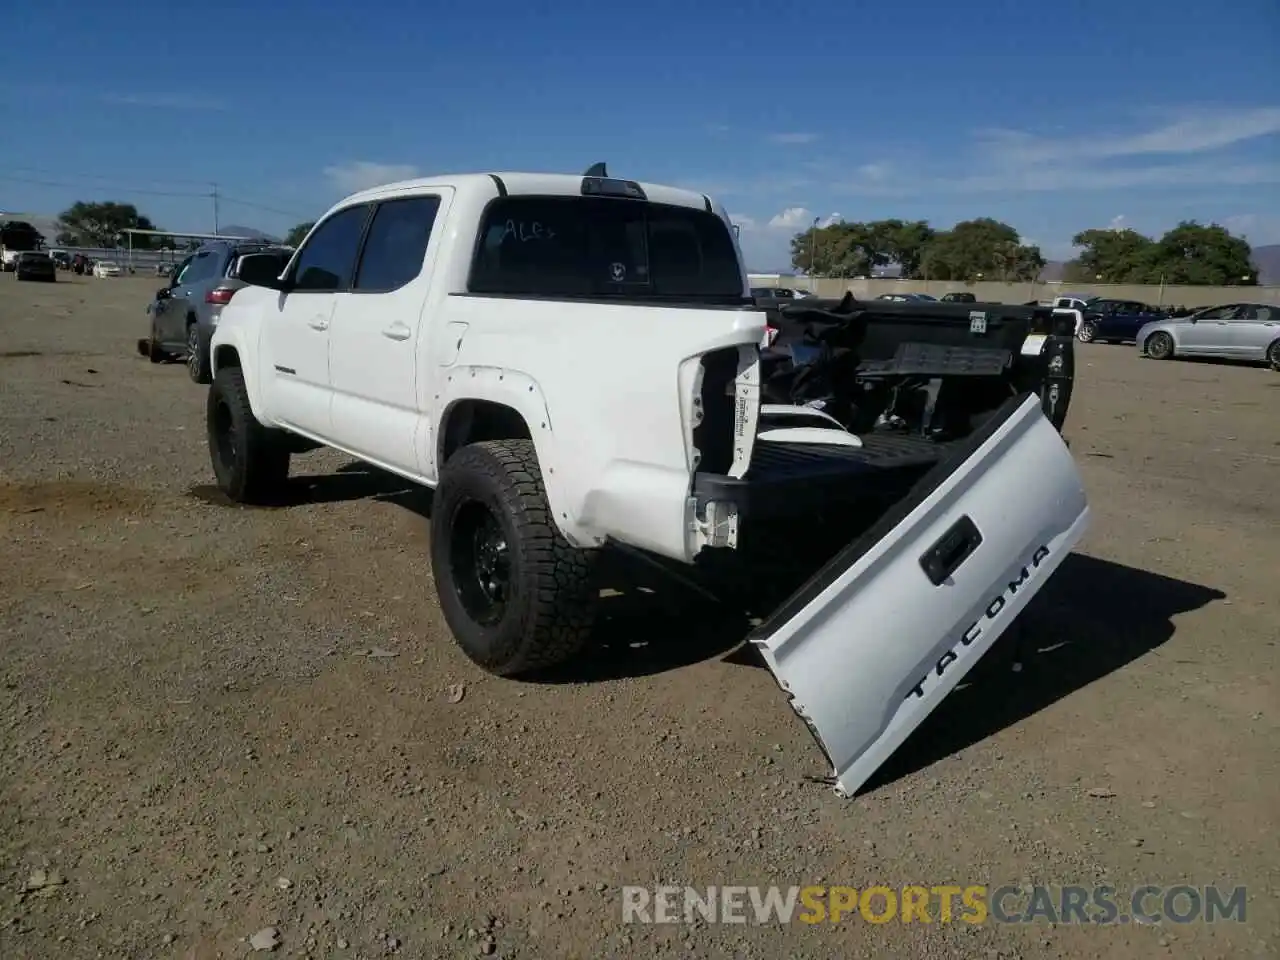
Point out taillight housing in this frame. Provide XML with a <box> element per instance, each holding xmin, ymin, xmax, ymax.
<box><xmin>206</xmin><ymin>287</ymin><xmax>235</xmax><ymax>305</ymax></box>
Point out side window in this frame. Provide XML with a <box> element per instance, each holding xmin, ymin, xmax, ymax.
<box><xmin>171</xmin><ymin>255</ymin><xmax>195</xmax><ymax>285</ymax></box>
<box><xmin>183</xmin><ymin>252</ymin><xmax>216</xmax><ymax>285</ymax></box>
<box><xmin>1196</xmin><ymin>306</ymin><xmax>1227</xmax><ymax>320</ymax></box>
<box><xmin>353</xmin><ymin>196</ymin><xmax>442</xmax><ymax>293</ymax></box>
<box><xmin>291</xmin><ymin>205</ymin><xmax>371</xmax><ymax>292</ymax></box>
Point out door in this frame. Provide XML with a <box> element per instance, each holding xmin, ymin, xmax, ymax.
<box><xmin>748</xmin><ymin>393</ymin><xmax>1090</xmax><ymax>798</ymax></box>
<box><xmin>1177</xmin><ymin>305</ymin><xmax>1236</xmax><ymax>354</ymax></box>
<box><xmin>263</xmin><ymin>203</ymin><xmax>372</xmax><ymax>438</ymax></box>
<box><xmin>153</xmin><ymin>255</ymin><xmax>194</xmax><ymax>345</ymax></box>
<box><xmin>329</xmin><ymin>193</ymin><xmax>446</xmax><ymax>473</ymax></box>
<box><xmin>1229</xmin><ymin>304</ymin><xmax>1279</xmax><ymax>360</ymax></box>
<box><xmin>163</xmin><ymin>251</ymin><xmax>217</xmax><ymax>343</ymax></box>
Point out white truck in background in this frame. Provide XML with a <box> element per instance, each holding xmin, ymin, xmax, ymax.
<box><xmin>206</xmin><ymin>164</ymin><xmax>1090</xmax><ymax>797</ymax></box>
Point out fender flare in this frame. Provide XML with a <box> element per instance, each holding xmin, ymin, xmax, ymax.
<box><xmin>209</xmin><ymin>330</ymin><xmax>267</xmax><ymax>423</ymax></box>
<box><xmin>436</xmin><ymin>366</ymin><xmax>595</xmax><ymax>547</ymax></box>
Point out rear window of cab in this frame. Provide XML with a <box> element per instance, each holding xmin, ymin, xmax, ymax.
<box><xmin>468</xmin><ymin>196</ymin><xmax>743</xmax><ymax>300</ymax></box>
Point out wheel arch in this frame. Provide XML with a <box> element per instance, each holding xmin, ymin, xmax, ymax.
<box><xmin>209</xmin><ymin>335</ymin><xmax>266</xmax><ymax>423</ymax></box>
<box><xmin>434</xmin><ymin>369</ymin><xmax>593</xmax><ymax>547</ymax></box>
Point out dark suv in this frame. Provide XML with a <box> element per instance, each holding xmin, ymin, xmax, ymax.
<box><xmin>145</xmin><ymin>239</ymin><xmax>292</xmax><ymax>382</ymax></box>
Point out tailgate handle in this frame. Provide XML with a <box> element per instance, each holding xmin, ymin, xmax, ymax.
<box><xmin>920</xmin><ymin>516</ymin><xmax>983</xmax><ymax>585</ymax></box>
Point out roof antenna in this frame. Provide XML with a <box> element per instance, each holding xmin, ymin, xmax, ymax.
<box><xmin>584</xmin><ymin>162</ymin><xmax>608</xmax><ymax>178</ymax></box>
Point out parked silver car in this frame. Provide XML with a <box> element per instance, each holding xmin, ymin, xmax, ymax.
<box><xmin>1136</xmin><ymin>303</ymin><xmax>1280</xmax><ymax>370</ymax></box>
<box><xmin>144</xmin><ymin>240</ymin><xmax>293</xmax><ymax>382</ymax></box>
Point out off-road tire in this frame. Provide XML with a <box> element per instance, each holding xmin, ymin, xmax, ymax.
<box><xmin>431</xmin><ymin>439</ymin><xmax>597</xmax><ymax>676</ymax></box>
<box><xmin>1077</xmin><ymin>321</ymin><xmax>1097</xmax><ymax>343</ymax></box>
<box><xmin>186</xmin><ymin>319</ymin><xmax>212</xmax><ymax>384</ymax></box>
<box><xmin>206</xmin><ymin>367</ymin><xmax>290</xmax><ymax>503</ymax></box>
<box><xmin>1268</xmin><ymin>339</ymin><xmax>1280</xmax><ymax>372</ymax></box>
<box><xmin>1145</xmin><ymin>331</ymin><xmax>1174</xmax><ymax>360</ymax></box>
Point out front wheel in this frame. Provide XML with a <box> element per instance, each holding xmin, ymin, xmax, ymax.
<box><xmin>206</xmin><ymin>367</ymin><xmax>290</xmax><ymax>503</ymax></box>
<box><xmin>1077</xmin><ymin>322</ymin><xmax>1098</xmax><ymax>343</ymax></box>
<box><xmin>1145</xmin><ymin>331</ymin><xmax>1175</xmax><ymax>360</ymax></box>
<box><xmin>430</xmin><ymin>439</ymin><xmax>597</xmax><ymax>676</ymax></box>
<box><xmin>1268</xmin><ymin>339</ymin><xmax>1280</xmax><ymax>372</ymax></box>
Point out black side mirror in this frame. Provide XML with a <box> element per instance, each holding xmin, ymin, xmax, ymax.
<box><xmin>236</xmin><ymin>253</ymin><xmax>290</xmax><ymax>291</ymax></box>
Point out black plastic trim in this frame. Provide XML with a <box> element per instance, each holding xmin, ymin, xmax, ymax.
<box><xmin>919</xmin><ymin>515</ymin><xmax>983</xmax><ymax>585</ymax></box>
<box><xmin>450</xmin><ymin>291</ymin><xmax>755</xmax><ymax>310</ymax></box>
<box><xmin>488</xmin><ymin>174</ymin><xmax>508</xmax><ymax>197</ymax></box>
<box><xmin>748</xmin><ymin>391</ymin><xmax>1038</xmax><ymax>644</ymax></box>
<box><xmin>702</xmin><ymin>194</ymin><xmax>714</xmax><ymax>213</ymax></box>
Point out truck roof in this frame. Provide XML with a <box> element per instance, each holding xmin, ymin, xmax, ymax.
<box><xmin>336</xmin><ymin>172</ymin><xmax>719</xmax><ymax>218</ymax></box>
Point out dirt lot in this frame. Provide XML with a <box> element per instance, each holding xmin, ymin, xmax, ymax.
<box><xmin>1</xmin><ymin>275</ymin><xmax>1277</xmax><ymax>960</ymax></box>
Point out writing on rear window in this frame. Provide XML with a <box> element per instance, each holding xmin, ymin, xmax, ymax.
<box><xmin>468</xmin><ymin>196</ymin><xmax>743</xmax><ymax>301</ymax></box>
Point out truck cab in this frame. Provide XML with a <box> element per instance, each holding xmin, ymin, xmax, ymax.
<box><xmin>208</xmin><ymin>165</ymin><xmax>1090</xmax><ymax>798</ymax></box>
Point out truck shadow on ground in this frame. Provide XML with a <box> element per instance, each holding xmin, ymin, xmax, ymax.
<box><xmin>257</xmin><ymin>463</ymin><xmax>753</xmax><ymax>680</ymax></box>
<box><xmin>854</xmin><ymin>553</ymin><xmax>1227</xmax><ymax>794</ymax></box>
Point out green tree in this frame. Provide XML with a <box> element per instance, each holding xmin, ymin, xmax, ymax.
<box><xmin>869</xmin><ymin>219</ymin><xmax>936</xmax><ymax>279</ymax></box>
<box><xmin>791</xmin><ymin>219</ymin><xmax>935</xmax><ymax>277</ymax></box>
<box><xmin>284</xmin><ymin>221</ymin><xmax>315</xmax><ymax>247</ymax></box>
<box><xmin>56</xmin><ymin>201</ymin><xmax>158</xmax><ymax>249</ymax></box>
<box><xmin>919</xmin><ymin>218</ymin><xmax>1039</xmax><ymax>281</ymax></box>
<box><xmin>1066</xmin><ymin>228</ymin><xmax>1161</xmax><ymax>283</ymax></box>
<box><xmin>1155</xmin><ymin>222</ymin><xmax>1255</xmax><ymax>285</ymax></box>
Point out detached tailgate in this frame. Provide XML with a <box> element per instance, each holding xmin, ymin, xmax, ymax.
<box><xmin>750</xmin><ymin>392</ymin><xmax>1090</xmax><ymax>797</ymax></box>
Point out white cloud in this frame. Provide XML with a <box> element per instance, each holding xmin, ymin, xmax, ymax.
<box><xmin>1108</xmin><ymin>215</ymin><xmax>1126</xmax><ymax>230</ymax></box>
<box><xmin>323</xmin><ymin>161</ymin><xmax>421</xmax><ymax>194</ymax></box>
<box><xmin>768</xmin><ymin>206</ymin><xmax>813</xmax><ymax>229</ymax></box>
<box><xmin>1222</xmin><ymin>213</ymin><xmax>1280</xmax><ymax>245</ymax></box>
<box><xmin>817</xmin><ymin>212</ymin><xmax>843</xmax><ymax>228</ymax></box>
<box><xmin>768</xmin><ymin>132</ymin><xmax>820</xmax><ymax>145</ymax></box>
<box><xmin>99</xmin><ymin>92</ymin><xmax>226</xmax><ymax>111</ymax></box>
<box><xmin>975</xmin><ymin>105</ymin><xmax>1280</xmax><ymax>165</ymax></box>
<box><xmin>938</xmin><ymin>161</ymin><xmax>1280</xmax><ymax>194</ymax></box>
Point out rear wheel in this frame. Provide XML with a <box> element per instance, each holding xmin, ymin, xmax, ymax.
<box><xmin>430</xmin><ymin>439</ymin><xmax>597</xmax><ymax>676</ymax></box>
<box><xmin>186</xmin><ymin>320</ymin><xmax>212</xmax><ymax>384</ymax></box>
<box><xmin>147</xmin><ymin>318</ymin><xmax>166</xmax><ymax>363</ymax></box>
<box><xmin>1145</xmin><ymin>331</ymin><xmax>1174</xmax><ymax>360</ymax></box>
<box><xmin>1077</xmin><ymin>321</ymin><xmax>1097</xmax><ymax>343</ymax></box>
<box><xmin>206</xmin><ymin>367</ymin><xmax>290</xmax><ymax>503</ymax></box>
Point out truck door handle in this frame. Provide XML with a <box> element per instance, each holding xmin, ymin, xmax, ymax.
<box><xmin>307</xmin><ymin>316</ymin><xmax>329</xmax><ymax>331</ymax></box>
<box><xmin>920</xmin><ymin>516</ymin><xmax>984</xmax><ymax>586</ymax></box>
<box><xmin>382</xmin><ymin>323</ymin><xmax>411</xmax><ymax>341</ymax></box>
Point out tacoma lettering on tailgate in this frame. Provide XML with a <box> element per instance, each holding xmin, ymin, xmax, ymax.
<box><xmin>906</xmin><ymin>543</ymin><xmax>1051</xmax><ymax>701</ymax></box>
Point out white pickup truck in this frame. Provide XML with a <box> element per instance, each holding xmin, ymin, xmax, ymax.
<box><xmin>207</xmin><ymin>165</ymin><xmax>1091</xmax><ymax>797</ymax></box>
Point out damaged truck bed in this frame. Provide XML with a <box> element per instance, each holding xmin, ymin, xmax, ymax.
<box><xmin>691</xmin><ymin>294</ymin><xmax>1090</xmax><ymax>797</ymax></box>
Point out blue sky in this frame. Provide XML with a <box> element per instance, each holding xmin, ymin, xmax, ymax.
<box><xmin>2</xmin><ymin>0</ymin><xmax>1277</xmax><ymax>271</ymax></box>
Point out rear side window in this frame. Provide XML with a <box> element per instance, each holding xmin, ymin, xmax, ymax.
<box><xmin>181</xmin><ymin>251</ymin><xmax>217</xmax><ymax>285</ymax></box>
<box><xmin>468</xmin><ymin>196</ymin><xmax>743</xmax><ymax>300</ymax></box>
<box><xmin>354</xmin><ymin>196</ymin><xmax>442</xmax><ymax>292</ymax></box>
<box><xmin>292</xmin><ymin>204</ymin><xmax>371</xmax><ymax>291</ymax></box>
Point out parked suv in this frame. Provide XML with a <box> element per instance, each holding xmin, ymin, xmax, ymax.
<box><xmin>145</xmin><ymin>240</ymin><xmax>292</xmax><ymax>382</ymax></box>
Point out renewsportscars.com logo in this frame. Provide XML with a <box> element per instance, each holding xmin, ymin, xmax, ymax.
<box><xmin>621</xmin><ymin>884</ymin><xmax>1247</xmax><ymax>926</ymax></box>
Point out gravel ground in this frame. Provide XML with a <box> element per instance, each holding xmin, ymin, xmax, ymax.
<box><xmin>1</xmin><ymin>275</ymin><xmax>1277</xmax><ymax>960</ymax></box>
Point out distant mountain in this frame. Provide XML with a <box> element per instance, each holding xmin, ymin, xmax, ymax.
<box><xmin>1251</xmin><ymin>245</ymin><xmax>1280</xmax><ymax>285</ymax></box>
<box><xmin>219</xmin><ymin>224</ymin><xmax>280</xmax><ymax>242</ymax></box>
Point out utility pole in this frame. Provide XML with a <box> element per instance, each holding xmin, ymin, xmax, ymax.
<box><xmin>211</xmin><ymin>183</ymin><xmax>220</xmax><ymax>236</ymax></box>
